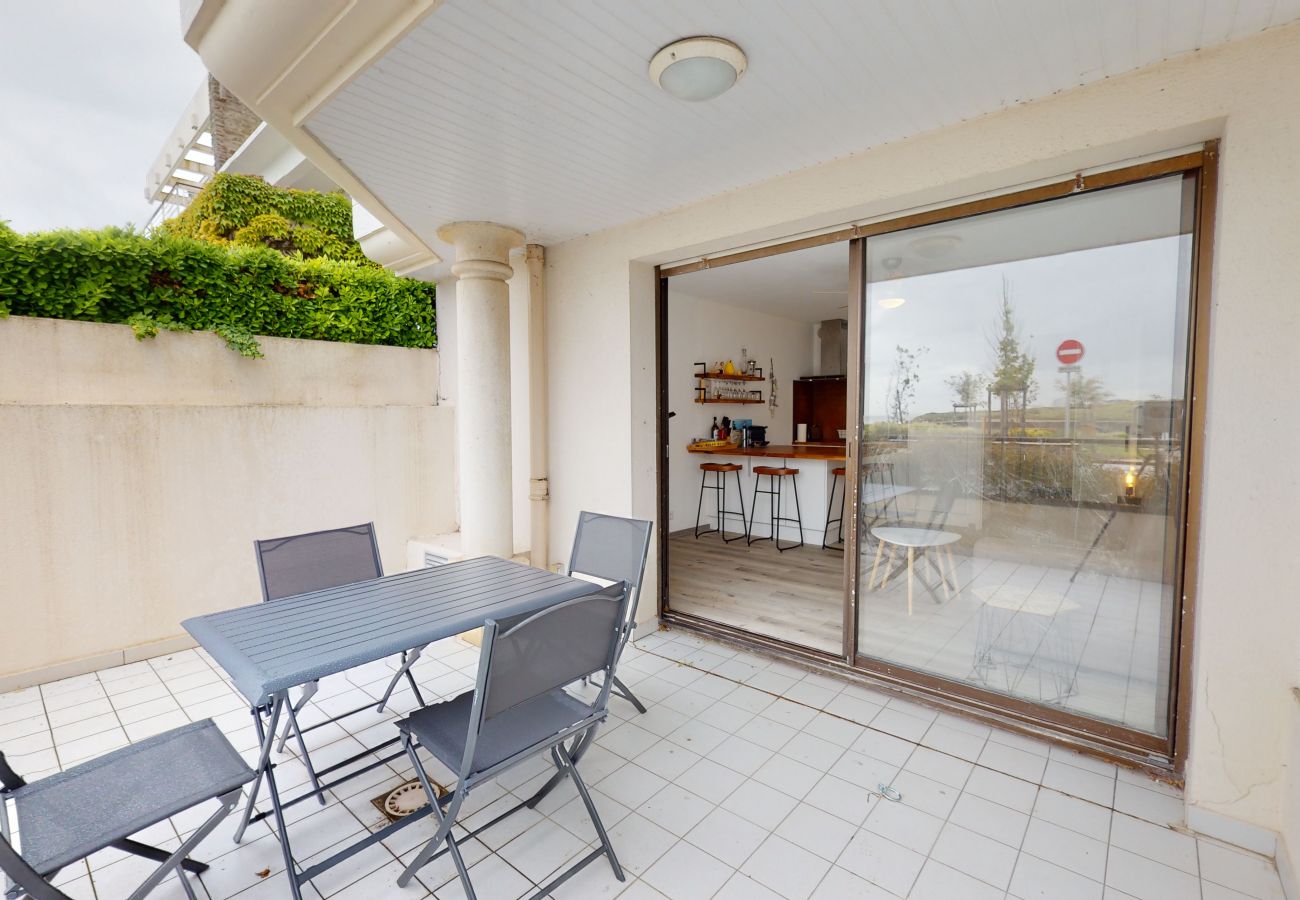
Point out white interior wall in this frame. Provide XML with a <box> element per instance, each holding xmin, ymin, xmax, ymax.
<box><xmin>543</xmin><ymin>22</ymin><xmax>1300</xmax><ymax>872</ymax></box>
<box><xmin>665</xmin><ymin>292</ymin><xmax>813</xmax><ymax>534</ymax></box>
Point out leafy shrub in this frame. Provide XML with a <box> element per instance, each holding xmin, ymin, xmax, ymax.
<box><xmin>159</xmin><ymin>174</ymin><xmax>373</xmax><ymax>265</ymax></box>
<box><xmin>0</xmin><ymin>223</ymin><xmax>436</xmax><ymax>357</ymax></box>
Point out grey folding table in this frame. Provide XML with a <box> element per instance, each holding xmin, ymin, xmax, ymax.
<box><xmin>183</xmin><ymin>556</ymin><xmax>597</xmax><ymax>900</ymax></box>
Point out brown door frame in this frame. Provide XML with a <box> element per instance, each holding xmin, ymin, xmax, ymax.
<box><xmin>656</xmin><ymin>145</ymin><xmax>1218</xmax><ymax>770</ymax></box>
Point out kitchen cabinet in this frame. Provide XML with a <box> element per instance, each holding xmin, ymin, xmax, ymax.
<box><xmin>792</xmin><ymin>375</ymin><xmax>847</xmax><ymax>443</ymax></box>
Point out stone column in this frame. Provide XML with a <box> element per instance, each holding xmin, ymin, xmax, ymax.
<box><xmin>438</xmin><ymin>221</ymin><xmax>525</xmax><ymax>559</ymax></box>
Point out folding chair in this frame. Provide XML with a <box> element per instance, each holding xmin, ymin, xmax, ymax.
<box><xmin>395</xmin><ymin>582</ymin><xmax>633</xmax><ymax>897</ymax></box>
<box><xmin>0</xmin><ymin>720</ymin><xmax>253</xmax><ymax>900</ymax></box>
<box><xmin>564</xmin><ymin>511</ymin><xmax>654</xmax><ymax>714</ymax></box>
<box><xmin>254</xmin><ymin>523</ymin><xmax>427</xmax><ymax>800</ymax></box>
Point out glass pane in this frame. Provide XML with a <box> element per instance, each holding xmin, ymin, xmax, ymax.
<box><xmin>856</xmin><ymin>175</ymin><xmax>1194</xmax><ymax>737</ymax></box>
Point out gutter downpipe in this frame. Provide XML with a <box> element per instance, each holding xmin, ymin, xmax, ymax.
<box><xmin>525</xmin><ymin>244</ymin><xmax>550</xmax><ymax>570</ymax></box>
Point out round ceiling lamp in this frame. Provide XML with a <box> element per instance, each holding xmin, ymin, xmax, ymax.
<box><xmin>650</xmin><ymin>37</ymin><xmax>747</xmax><ymax>102</ymax></box>
<box><xmin>877</xmin><ymin>256</ymin><xmax>906</xmax><ymax>309</ymax></box>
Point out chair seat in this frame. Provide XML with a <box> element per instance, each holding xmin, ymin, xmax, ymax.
<box><xmin>871</xmin><ymin>526</ymin><xmax>961</xmax><ymax>549</ymax></box>
<box><xmin>401</xmin><ymin>689</ymin><xmax>597</xmax><ymax>775</ymax></box>
<box><xmin>699</xmin><ymin>463</ymin><xmax>742</xmax><ymax>472</ymax></box>
<box><xmin>11</xmin><ymin>720</ymin><xmax>253</xmax><ymax>875</ymax></box>
<box><xmin>754</xmin><ymin>466</ymin><xmax>798</xmax><ymax>476</ymax></box>
<box><xmin>831</xmin><ymin>467</ymin><xmax>846</xmax><ymax>477</ymax></box>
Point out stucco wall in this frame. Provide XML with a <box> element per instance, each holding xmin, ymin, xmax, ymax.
<box><xmin>0</xmin><ymin>317</ymin><xmax>457</xmax><ymax>682</ymax></box>
<box><xmin>542</xmin><ymin>22</ymin><xmax>1300</xmax><ymax>864</ymax></box>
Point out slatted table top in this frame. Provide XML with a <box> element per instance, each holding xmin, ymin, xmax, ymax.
<box><xmin>184</xmin><ymin>556</ymin><xmax>595</xmax><ymax>706</ymax></box>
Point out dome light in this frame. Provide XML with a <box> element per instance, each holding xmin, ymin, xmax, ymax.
<box><xmin>650</xmin><ymin>37</ymin><xmax>747</xmax><ymax>102</ymax></box>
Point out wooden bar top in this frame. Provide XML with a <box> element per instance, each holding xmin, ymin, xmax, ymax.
<box><xmin>686</xmin><ymin>442</ymin><xmax>847</xmax><ymax>461</ymax></box>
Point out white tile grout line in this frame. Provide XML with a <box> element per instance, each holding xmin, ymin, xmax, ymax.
<box><xmin>9</xmin><ymin>631</ymin><xmax>1280</xmax><ymax>900</ymax></box>
<box><xmin>635</xmin><ymin>629</ymin><xmax>1170</xmax><ymax>898</ymax></box>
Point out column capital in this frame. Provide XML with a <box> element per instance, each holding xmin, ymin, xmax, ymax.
<box><xmin>437</xmin><ymin>221</ymin><xmax>525</xmax><ymax>281</ymax></box>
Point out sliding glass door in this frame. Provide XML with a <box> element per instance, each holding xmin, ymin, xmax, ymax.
<box><xmin>854</xmin><ymin>173</ymin><xmax>1199</xmax><ymax>741</ymax></box>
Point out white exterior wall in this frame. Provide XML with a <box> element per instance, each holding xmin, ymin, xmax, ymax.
<box><xmin>542</xmin><ymin>23</ymin><xmax>1300</xmax><ymax>870</ymax></box>
<box><xmin>0</xmin><ymin>317</ymin><xmax>457</xmax><ymax>685</ymax></box>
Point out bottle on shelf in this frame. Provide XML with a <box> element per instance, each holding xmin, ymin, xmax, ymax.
<box><xmin>710</xmin><ymin>417</ymin><xmax>719</xmax><ymax>440</ymax></box>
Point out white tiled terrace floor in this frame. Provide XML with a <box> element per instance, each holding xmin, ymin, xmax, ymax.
<box><xmin>1</xmin><ymin>628</ymin><xmax>1285</xmax><ymax>900</ymax></box>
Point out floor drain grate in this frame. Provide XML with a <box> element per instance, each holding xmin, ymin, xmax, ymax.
<box><xmin>371</xmin><ymin>778</ymin><xmax>448</xmax><ymax>823</ymax></box>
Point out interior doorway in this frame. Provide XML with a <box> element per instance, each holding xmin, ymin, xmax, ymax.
<box><xmin>662</xmin><ymin>242</ymin><xmax>851</xmax><ymax>654</ymax></box>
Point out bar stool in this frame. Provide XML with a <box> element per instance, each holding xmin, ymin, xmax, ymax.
<box><xmin>694</xmin><ymin>463</ymin><xmax>747</xmax><ymax>541</ymax></box>
<box><xmin>823</xmin><ymin>466</ymin><xmax>846</xmax><ymax>551</ymax></box>
<box><xmin>748</xmin><ymin>466</ymin><xmax>803</xmax><ymax>552</ymax></box>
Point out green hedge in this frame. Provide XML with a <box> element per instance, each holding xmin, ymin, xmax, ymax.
<box><xmin>159</xmin><ymin>173</ymin><xmax>373</xmax><ymax>265</ymax></box>
<box><xmin>0</xmin><ymin>222</ymin><xmax>436</xmax><ymax>357</ymax></box>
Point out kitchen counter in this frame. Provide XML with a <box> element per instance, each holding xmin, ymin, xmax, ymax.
<box><xmin>687</xmin><ymin>442</ymin><xmax>846</xmax><ymax>461</ymax></box>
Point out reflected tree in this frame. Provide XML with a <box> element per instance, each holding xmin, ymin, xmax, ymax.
<box><xmin>887</xmin><ymin>344</ymin><xmax>927</xmax><ymax>424</ymax></box>
<box><xmin>987</xmin><ymin>279</ymin><xmax>1037</xmax><ymax>435</ymax></box>
<box><xmin>1058</xmin><ymin>373</ymin><xmax>1111</xmax><ymax>424</ymax></box>
<box><xmin>946</xmin><ymin>370</ymin><xmax>986</xmax><ymax>425</ymax></box>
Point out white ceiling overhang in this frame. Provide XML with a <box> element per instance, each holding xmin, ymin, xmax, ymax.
<box><xmin>193</xmin><ymin>0</ymin><xmax>1300</xmax><ymax>270</ymax></box>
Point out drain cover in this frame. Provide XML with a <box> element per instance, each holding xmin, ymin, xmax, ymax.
<box><xmin>371</xmin><ymin>778</ymin><xmax>447</xmax><ymax>822</ymax></box>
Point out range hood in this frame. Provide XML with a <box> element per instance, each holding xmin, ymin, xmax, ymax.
<box><xmin>815</xmin><ymin>319</ymin><xmax>848</xmax><ymax>377</ymax></box>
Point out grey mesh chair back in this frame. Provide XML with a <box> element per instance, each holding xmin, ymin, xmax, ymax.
<box><xmin>479</xmin><ymin>583</ymin><xmax>629</xmax><ymax>722</ymax></box>
<box><xmin>455</xmin><ymin>583</ymin><xmax>630</xmax><ymax>783</ymax></box>
<box><xmin>563</xmin><ymin>512</ymin><xmax>654</xmax><ymax>715</ymax></box>
<box><xmin>394</xmin><ymin>582</ymin><xmax>633</xmax><ymax>894</ymax></box>
<box><xmin>254</xmin><ymin>522</ymin><xmax>382</xmax><ymax>602</ymax></box>
<box><xmin>568</xmin><ymin>511</ymin><xmax>653</xmax><ymax>595</ymax></box>
<box><xmin>251</xmin><ymin>522</ymin><xmax>425</xmax><ymax>781</ymax></box>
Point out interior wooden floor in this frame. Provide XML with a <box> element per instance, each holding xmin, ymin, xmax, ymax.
<box><xmin>666</xmin><ymin>528</ymin><xmax>846</xmax><ymax>653</ymax></box>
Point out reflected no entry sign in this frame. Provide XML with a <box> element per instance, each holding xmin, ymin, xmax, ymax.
<box><xmin>1056</xmin><ymin>339</ymin><xmax>1085</xmax><ymax>366</ymax></box>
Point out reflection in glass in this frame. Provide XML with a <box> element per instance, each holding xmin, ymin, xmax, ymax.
<box><xmin>856</xmin><ymin>176</ymin><xmax>1195</xmax><ymax>737</ymax></box>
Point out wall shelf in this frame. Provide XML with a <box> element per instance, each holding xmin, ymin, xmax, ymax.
<box><xmin>696</xmin><ymin>371</ymin><xmax>766</xmax><ymax>382</ymax></box>
<box><xmin>694</xmin><ymin>361</ymin><xmax>765</xmax><ymax>404</ymax></box>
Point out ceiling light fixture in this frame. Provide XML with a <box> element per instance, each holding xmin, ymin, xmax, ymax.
<box><xmin>650</xmin><ymin>37</ymin><xmax>747</xmax><ymax>102</ymax></box>
<box><xmin>908</xmin><ymin>234</ymin><xmax>962</xmax><ymax>260</ymax></box>
<box><xmin>877</xmin><ymin>256</ymin><xmax>906</xmax><ymax>309</ymax></box>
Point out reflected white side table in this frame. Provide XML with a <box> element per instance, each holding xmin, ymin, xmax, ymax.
<box><xmin>869</xmin><ymin>526</ymin><xmax>962</xmax><ymax>614</ymax></box>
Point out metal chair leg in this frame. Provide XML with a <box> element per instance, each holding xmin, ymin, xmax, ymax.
<box><xmin>612</xmin><ymin>675</ymin><xmax>648</xmax><ymax>714</ymax></box>
<box><xmin>746</xmin><ymin>472</ymin><xmax>763</xmax><ymax>544</ymax></box>
<box><xmin>280</xmin><ymin>693</ymin><xmax>326</xmax><ymax>806</ymax></box>
<box><xmin>523</xmin><ymin>728</ymin><xmax>598</xmax><ymax>810</ymax></box>
<box><xmin>275</xmin><ymin>681</ymin><xmax>318</xmax><ymax>753</ymax></box>
<box><xmin>693</xmin><ymin>469</ymin><xmax>709</xmax><ymax>538</ymax></box>
<box><xmin>375</xmin><ymin>645</ymin><xmax>428</xmax><ymax>713</ymax></box>
<box><xmin>555</xmin><ymin>743</ymin><xmax>624</xmax><ymax>881</ymax></box>
<box><xmin>124</xmin><ymin>788</ymin><xmax>242</xmax><ymax>900</ymax></box>
<box><xmin>397</xmin><ymin>736</ymin><xmax>472</xmax><ymax>892</ymax></box>
<box><xmin>234</xmin><ymin>696</ymin><xmax>285</xmax><ymax>844</ymax></box>
<box><xmin>822</xmin><ymin>471</ymin><xmax>843</xmax><ymax>550</ymax></box>
<box><xmin>776</xmin><ymin>473</ymin><xmax>804</xmax><ymax>552</ymax></box>
<box><xmin>721</xmin><ymin>467</ymin><xmax>746</xmax><ymax>542</ymax></box>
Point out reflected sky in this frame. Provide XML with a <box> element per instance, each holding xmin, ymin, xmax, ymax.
<box><xmin>864</xmin><ymin>235</ymin><xmax>1190</xmax><ymax>421</ymax></box>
